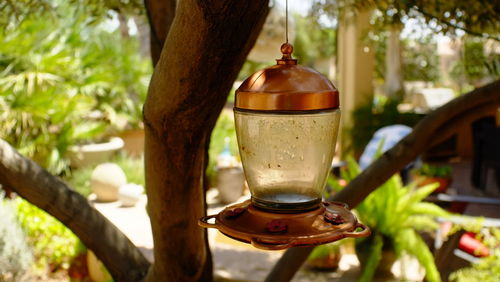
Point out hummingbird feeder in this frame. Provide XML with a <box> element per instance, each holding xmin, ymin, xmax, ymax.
<box><xmin>199</xmin><ymin>3</ymin><xmax>370</xmax><ymax>250</ymax></box>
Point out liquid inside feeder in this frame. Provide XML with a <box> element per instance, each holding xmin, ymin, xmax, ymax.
<box><xmin>235</xmin><ymin>110</ymin><xmax>340</xmax><ymax>212</ymax></box>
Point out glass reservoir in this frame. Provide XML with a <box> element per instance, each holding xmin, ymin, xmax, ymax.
<box><xmin>235</xmin><ymin>109</ymin><xmax>340</xmax><ymax>212</ymax></box>
<box><xmin>234</xmin><ymin>43</ymin><xmax>341</xmax><ymax>213</ymax></box>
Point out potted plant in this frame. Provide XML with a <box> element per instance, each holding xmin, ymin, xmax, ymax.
<box><xmin>67</xmin><ymin>136</ymin><xmax>124</xmax><ymax>168</ymax></box>
<box><xmin>328</xmin><ymin>157</ymin><xmax>449</xmax><ymax>282</ymax></box>
<box><xmin>412</xmin><ymin>163</ymin><xmax>453</xmax><ymax>193</ymax></box>
<box><xmin>449</xmin><ymin>225</ymin><xmax>500</xmax><ymax>281</ymax></box>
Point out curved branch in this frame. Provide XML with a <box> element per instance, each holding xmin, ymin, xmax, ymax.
<box><xmin>412</xmin><ymin>6</ymin><xmax>500</xmax><ymax>42</ymax></box>
<box><xmin>0</xmin><ymin>139</ymin><xmax>151</xmax><ymax>281</ymax></box>
<box><xmin>337</xmin><ymin>80</ymin><xmax>500</xmax><ymax>207</ymax></box>
<box><xmin>266</xmin><ymin>80</ymin><xmax>500</xmax><ymax>282</ymax></box>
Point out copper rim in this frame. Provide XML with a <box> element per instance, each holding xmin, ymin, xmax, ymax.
<box><xmin>235</xmin><ymin>89</ymin><xmax>339</xmax><ymax>111</ymax></box>
<box><xmin>235</xmin><ymin>43</ymin><xmax>339</xmax><ymax>111</ymax></box>
<box><xmin>199</xmin><ymin>200</ymin><xmax>370</xmax><ymax>250</ymax></box>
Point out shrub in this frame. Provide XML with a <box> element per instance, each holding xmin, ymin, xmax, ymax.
<box><xmin>414</xmin><ymin>163</ymin><xmax>452</xmax><ymax>178</ymax></box>
<box><xmin>14</xmin><ymin>198</ymin><xmax>82</xmax><ymax>273</ymax></box>
<box><xmin>0</xmin><ymin>4</ymin><xmax>151</xmax><ymax>174</ymax></box>
<box><xmin>0</xmin><ymin>194</ymin><xmax>33</xmax><ymax>280</ymax></box>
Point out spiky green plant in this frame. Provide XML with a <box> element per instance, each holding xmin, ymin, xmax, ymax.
<box><xmin>0</xmin><ymin>3</ymin><xmax>151</xmax><ymax>174</ymax></box>
<box><xmin>14</xmin><ymin>197</ymin><xmax>82</xmax><ymax>272</ymax></box>
<box><xmin>328</xmin><ymin>156</ymin><xmax>449</xmax><ymax>282</ymax></box>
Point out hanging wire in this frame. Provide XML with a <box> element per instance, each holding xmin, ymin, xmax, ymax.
<box><xmin>285</xmin><ymin>0</ymin><xmax>288</xmax><ymax>43</ymax></box>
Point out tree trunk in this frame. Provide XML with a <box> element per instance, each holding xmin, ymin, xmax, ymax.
<box><xmin>0</xmin><ymin>139</ymin><xmax>151</xmax><ymax>281</ymax></box>
<box><xmin>143</xmin><ymin>1</ymin><xmax>269</xmax><ymax>281</ymax></box>
<box><xmin>266</xmin><ymin>80</ymin><xmax>500</xmax><ymax>282</ymax></box>
<box><xmin>384</xmin><ymin>24</ymin><xmax>404</xmax><ymax>100</ymax></box>
<box><xmin>144</xmin><ymin>0</ymin><xmax>177</xmax><ymax>66</ymax></box>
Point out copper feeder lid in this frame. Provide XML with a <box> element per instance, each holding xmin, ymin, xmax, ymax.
<box><xmin>235</xmin><ymin>43</ymin><xmax>339</xmax><ymax>111</ymax></box>
<box><xmin>199</xmin><ymin>200</ymin><xmax>370</xmax><ymax>250</ymax></box>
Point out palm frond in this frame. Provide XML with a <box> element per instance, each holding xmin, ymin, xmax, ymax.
<box><xmin>405</xmin><ymin>215</ymin><xmax>440</xmax><ymax>231</ymax></box>
<box><xmin>398</xmin><ymin>183</ymin><xmax>439</xmax><ymax>212</ymax></box>
<box><xmin>409</xmin><ymin>202</ymin><xmax>450</xmax><ymax>218</ymax></box>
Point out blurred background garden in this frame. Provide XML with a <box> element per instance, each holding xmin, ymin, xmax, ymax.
<box><xmin>1</xmin><ymin>0</ymin><xmax>499</xmax><ymax>281</ymax></box>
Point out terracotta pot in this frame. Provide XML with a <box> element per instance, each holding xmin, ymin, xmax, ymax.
<box><xmin>415</xmin><ymin>175</ymin><xmax>451</xmax><ymax>194</ymax></box>
<box><xmin>119</xmin><ymin>128</ymin><xmax>144</xmax><ymax>157</ymax></box>
<box><xmin>216</xmin><ymin>166</ymin><xmax>245</xmax><ymax>204</ymax></box>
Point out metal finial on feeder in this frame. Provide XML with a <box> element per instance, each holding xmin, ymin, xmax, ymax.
<box><xmin>277</xmin><ymin>43</ymin><xmax>297</xmax><ymax>65</ymax></box>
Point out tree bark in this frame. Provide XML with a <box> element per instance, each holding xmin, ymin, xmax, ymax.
<box><xmin>144</xmin><ymin>0</ymin><xmax>177</xmax><ymax>66</ymax></box>
<box><xmin>0</xmin><ymin>139</ymin><xmax>151</xmax><ymax>281</ymax></box>
<box><xmin>143</xmin><ymin>1</ymin><xmax>269</xmax><ymax>281</ymax></box>
<box><xmin>266</xmin><ymin>80</ymin><xmax>500</xmax><ymax>282</ymax></box>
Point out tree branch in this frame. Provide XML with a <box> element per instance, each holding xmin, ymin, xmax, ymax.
<box><xmin>412</xmin><ymin>6</ymin><xmax>500</xmax><ymax>42</ymax></box>
<box><xmin>0</xmin><ymin>139</ymin><xmax>151</xmax><ymax>281</ymax></box>
<box><xmin>144</xmin><ymin>0</ymin><xmax>177</xmax><ymax>66</ymax></box>
<box><xmin>266</xmin><ymin>80</ymin><xmax>500</xmax><ymax>281</ymax></box>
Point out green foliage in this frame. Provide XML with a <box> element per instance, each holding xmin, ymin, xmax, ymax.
<box><xmin>321</xmin><ymin>0</ymin><xmax>499</xmax><ymax>40</ymax></box>
<box><xmin>401</xmin><ymin>38</ymin><xmax>440</xmax><ymax>82</ymax></box>
<box><xmin>65</xmin><ymin>166</ymin><xmax>95</xmax><ymax>197</ymax></box>
<box><xmin>449</xmin><ymin>227</ymin><xmax>500</xmax><ymax>282</ymax></box>
<box><xmin>0</xmin><ymin>3</ymin><xmax>151</xmax><ymax>174</ymax></box>
<box><xmin>0</xmin><ymin>195</ymin><xmax>33</xmax><ymax>280</ymax></box>
<box><xmin>348</xmin><ymin>98</ymin><xmax>421</xmax><ymax>157</ymax></box>
<box><xmin>293</xmin><ymin>14</ymin><xmax>336</xmax><ymax>67</ymax></box>
<box><xmin>112</xmin><ymin>153</ymin><xmax>145</xmax><ymax>187</ymax></box>
<box><xmin>415</xmin><ymin>163</ymin><xmax>452</xmax><ymax>178</ymax></box>
<box><xmin>464</xmin><ymin>40</ymin><xmax>488</xmax><ymax>80</ymax></box>
<box><xmin>330</xmin><ymin>156</ymin><xmax>449</xmax><ymax>282</ymax></box>
<box><xmin>0</xmin><ymin>0</ymin><xmax>144</xmax><ymax>29</ymax></box>
<box><xmin>14</xmin><ymin>198</ymin><xmax>83</xmax><ymax>272</ymax></box>
<box><xmin>367</xmin><ymin>22</ymin><xmax>440</xmax><ymax>82</ymax></box>
<box><xmin>358</xmin><ymin>233</ymin><xmax>384</xmax><ymax>281</ymax></box>
<box><xmin>207</xmin><ymin>110</ymin><xmax>239</xmax><ymax>185</ymax></box>
<box><xmin>451</xmin><ymin>37</ymin><xmax>500</xmax><ymax>87</ymax></box>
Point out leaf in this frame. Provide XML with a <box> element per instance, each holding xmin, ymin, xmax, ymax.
<box><xmin>343</xmin><ymin>155</ymin><xmax>361</xmax><ymax>181</ymax></box>
<box><xmin>359</xmin><ymin>233</ymin><xmax>384</xmax><ymax>282</ymax></box>
<box><xmin>409</xmin><ymin>202</ymin><xmax>449</xmax><ymax>218</ymax></box>
<box><xmin>72</xmin><ymin>122</ymin><xmax>107</xmax><ymax>141</ymax></box>
<box><xmin>405</xmin><ymin>215</ymin><xmax>440</xmax><ymax>231</ymax></box>
<box><xmin>395</xmin><ymin>229</ymin><xmax>442</xmax><ymax>282</ymax></box>
<box><xmin>398</xmin><ymin>183</ymin><xmax>439</xmax><ymax>211</ymax></box>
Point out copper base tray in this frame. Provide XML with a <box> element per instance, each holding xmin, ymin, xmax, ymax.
<box><xmin>199</xmin><ymin>200</ymin><xmax>370</xmax><ymax>250</ymax></box>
